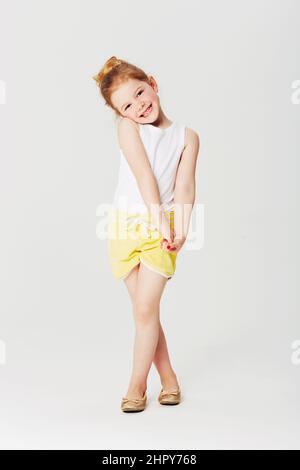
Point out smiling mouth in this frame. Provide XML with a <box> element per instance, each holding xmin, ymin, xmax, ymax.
<box><xmin>140</xmin><ymin>104</ymin><xmax>152</xmax><ymax>117</ymax></box>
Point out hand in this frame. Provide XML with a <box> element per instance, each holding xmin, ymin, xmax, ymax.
<box><xmin>160</xmin><ymin>234</ymin><xmax>186</xmax><ymax>254</ymax></box>
<box><xmin>158</xmin><ymin>214</ymin><xmax>174</xmax><ymax>243</ymax></box>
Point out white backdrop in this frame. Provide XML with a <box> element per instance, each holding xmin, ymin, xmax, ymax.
<box><xmin>0</xmin><ymin>0</ymin><xmax>299</xmax><ymax>449</ymax></box>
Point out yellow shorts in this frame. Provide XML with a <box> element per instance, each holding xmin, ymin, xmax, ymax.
<box><xmin>107</xmin><ymin>209</ymin><xmax>177</xmax><ymax>281</ymax></box>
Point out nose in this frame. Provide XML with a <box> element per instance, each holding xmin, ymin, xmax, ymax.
<box><xmin>138</xmin><ymin>101</ymin><xmax>145</xmax><ymax>115</ymax></box>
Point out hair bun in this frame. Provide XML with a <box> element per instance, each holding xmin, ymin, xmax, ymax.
<box><xmin>92</xmin><ymin>56</ymin><xmax>122</xmax><ymax>86</ymax></box>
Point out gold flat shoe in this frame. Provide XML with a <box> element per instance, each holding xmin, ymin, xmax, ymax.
<box><xmin>121</xmin><ymin>391</ymin><xmax>147</xmax><ymax>412</ymax></box>
<box><xmin>158</xmin><ymin>387</ymin><xmax>181</xmax><ymax>405</ymax></box>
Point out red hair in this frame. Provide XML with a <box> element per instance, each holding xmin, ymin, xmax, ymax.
<box><xmin>92</xmin><ymin>56</ymin><xmax>150</xmax><ymax>117</ymax></box>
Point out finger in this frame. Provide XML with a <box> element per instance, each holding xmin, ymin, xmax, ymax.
<box><xmin>166</xmin><ymin>243</ymin><xmax>176</xmax><ymax>251</ymax></box>
<box><xmin>161</xmin><ymin>239</ymin><xmax>176</xmax><ymax>251</ymax></box>
<box><xmin>168</xmin><ymin>245</ymin><xmax>177</xmax><ymax>251</ymax></box>
<box><xmin>161</xmin><ymin>242</ymin><xmax>170</xmax><ymax>251</ymax></box>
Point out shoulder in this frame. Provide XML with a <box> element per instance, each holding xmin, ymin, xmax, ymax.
<box><xmin>183</xmin><ymin>126</ymin><xmax>200</xmax><ymax>150</ymax></box>
<box><xmin>117</xmin><ymin>117</ymin><xmax>141</xmax><ymax>149</ymax></box>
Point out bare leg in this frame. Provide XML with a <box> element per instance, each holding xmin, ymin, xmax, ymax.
<box><xmin>123</xmin><ymin>263</ymin><xmax>179</xmax><ymax>398</ymax></box>
<box><xmin>152</xmin><ymin>323</ymin><xmax>180</xmax><ymax>391</ymax></box>
<box><xmin>124</xmin><ymin>262</ymin><xmax>168</xmax><ymax>398</ymax></box>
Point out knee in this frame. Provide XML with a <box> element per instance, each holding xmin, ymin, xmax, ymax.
<box><xmin>133</xmin><ymin>299</ymin><xmax>158</xmax><ymax>324</ymax></box>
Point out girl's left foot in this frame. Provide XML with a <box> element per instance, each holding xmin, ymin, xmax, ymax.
<box><xmin>158</xmin><ymin>387</ymin><xmax>181</xmax><ymax>405</ymax></box>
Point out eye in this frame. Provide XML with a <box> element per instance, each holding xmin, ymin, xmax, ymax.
<box><xmin>124</xmin><ymin>89</ymin><xmax>143</xmax><ymax>111</ymax></box>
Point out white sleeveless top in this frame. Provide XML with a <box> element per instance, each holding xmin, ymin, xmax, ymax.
<box><xmin>112</xmin><ymin>121</ymin><xmax>186</xmax><ymax>216</ymax></box>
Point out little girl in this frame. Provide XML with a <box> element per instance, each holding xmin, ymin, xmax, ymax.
<box><xmin>93</xmin><ymin>56</ymin><xmax>199</xmax><ymax>412</ymax></box>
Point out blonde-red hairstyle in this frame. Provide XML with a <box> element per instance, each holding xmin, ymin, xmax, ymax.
<box><xmin>92</xmin><ymin>56</ymin><xmax>150</xmax><ymax>117</ymax></box>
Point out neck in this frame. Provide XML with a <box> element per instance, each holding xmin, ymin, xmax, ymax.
<box><xmin>152</xmin><ymin>108</ymin><xmax>172</xmax><ymax>129</ymax></box>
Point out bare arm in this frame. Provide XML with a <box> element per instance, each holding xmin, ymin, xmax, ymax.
<box><xmin>173</xmin><ymin>128</ymin><xmax>200</xmax><ymax>242</ymax></box>
<box><xmin>117</xmin><ymin>118</ymin><xmax>172</xmax><ymax>238</ymax></box>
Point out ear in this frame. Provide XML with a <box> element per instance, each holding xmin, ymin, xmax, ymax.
<box><xmin>148</xmin><ymin>75</ymin><xmax>158</xmax><ymax>93</ymax></box>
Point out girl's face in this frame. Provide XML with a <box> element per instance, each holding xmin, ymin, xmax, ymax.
<box><xmin>111</xmin><ymin>77</ymin><xmax>160</xmax><ymax>123</ymax></box>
